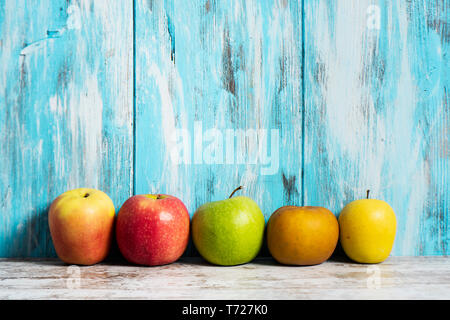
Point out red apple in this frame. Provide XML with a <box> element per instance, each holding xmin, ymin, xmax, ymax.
<box><xmin>48</xmin><ymin>188</ymin><xmax>115</xmax><ymax>265</ymax></box>
<box><xmin>116</xmin><ymin>194</ymin><xmax>190</xmax><ymax>266</ymax></box>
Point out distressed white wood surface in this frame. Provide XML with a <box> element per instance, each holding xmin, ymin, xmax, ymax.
<box><xmin>0</xmin><ymin>257</ymin><xmax>448</xmax><ymax>299</ymax></box>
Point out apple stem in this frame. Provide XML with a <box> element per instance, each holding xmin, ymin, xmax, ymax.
<box><xmin>229</xmin><ymin>186</ymin><xmax>243</xmax><ymax>199</ymax></box>
<box><xmin>366</xmin><ymin>190</ymin><xmax>370</xmax><ymax>199</ymax></box>
<box><xmin>84</xmin><ymin>193</ymin><xmax>89</xmax><ymax>198</ymax></box>
<box><xmin>157</xmin><ymin>194</ymin><xmax>162</xmax><ymax>200</ymax></box>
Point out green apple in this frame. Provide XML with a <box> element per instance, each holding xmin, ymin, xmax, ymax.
<box><xmin>192</xmin><ymin>187</ymin><xmax>265</xmax><ymax>266</ymax></box>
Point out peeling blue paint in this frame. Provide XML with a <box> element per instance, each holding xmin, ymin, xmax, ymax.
<box><xmin>0</xmin><ymin>0</ymin><xmax>448</xmax><ymax>257</ymax></box>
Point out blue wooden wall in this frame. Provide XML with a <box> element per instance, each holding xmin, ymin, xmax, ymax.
<box><xmin>0</xmin><ymin>0</ymin><xmax>448</xmax><ymax>257</ymax></box>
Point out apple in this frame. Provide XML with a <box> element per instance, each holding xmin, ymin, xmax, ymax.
<box><xmin>191</xmin><ymin>186</ymin><xmax>265</xmax><ymax>266</ymax></box>
<box><xmin>116</xmin><ymin>194</ymin><xmax>190</xmax><ymax>266</ymax></box>
<box><xmin>48</xmin><ymin>188</ymin><xmax>115</xmax><ymax>265</ymax></box>
<box><xmin>267</xmin><ymin>206</ymin><xmax>339</xmax><ymax>265</ymax></box>
<box><xmin>339</xmin><ymin>191</ymin><xmax>397</xmax><ymax>263</ymax></box>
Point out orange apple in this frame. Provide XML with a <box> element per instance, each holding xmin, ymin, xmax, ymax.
<box><xmin>267</xmin><ymin>206</ymin><xmax>339</xmax><ymax>265</ymax></box>
<box><xmin>48</xmin><ymin>188</ymin><xmax>115</xmax><ymax>265</ymax></box>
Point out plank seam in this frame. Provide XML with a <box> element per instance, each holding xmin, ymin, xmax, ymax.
<box><xmin>132</xmin><ymin>0</ymin><xmax>137</xmax><ymax>196</ymax></box>
<box><xmin>301</xmin><ymin>0</ymin><xmax>305</xmax><ymax>206</ymax></box>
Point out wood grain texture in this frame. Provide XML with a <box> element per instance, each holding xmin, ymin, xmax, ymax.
<box><xmin>0</xmin><ymin>1</ymin><xmax>133</xmax><ymax>257</ymax></box>
<box><xmin>0</xmin><ymin>257</ymin><xmax>449</xmax><ymax>299</ymax></box>
<box><xmin>134</xmin><ymin>0</ymin><xmax>303</xmax><ymax>255</ymax></box>
<box><xmin>303</xmin><ymin>0</ymin><xmax>449</xmax><ymax>255</ymax></box>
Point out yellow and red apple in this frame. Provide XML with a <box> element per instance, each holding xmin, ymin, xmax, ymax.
<box><xmin>116</xmin><ymin>194</ymin><xmax>190</xmax><ymax>266</ymax></box>
<box><xmin>48</xmin><ymin>188</ymin><xmax>115</xmax><ymax>265</ymax></box>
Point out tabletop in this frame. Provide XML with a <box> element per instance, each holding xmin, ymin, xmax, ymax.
<box><xmin>0</xmin><ymin>256</ymin><xmax>448</xmax><ymax>300</ymax></box>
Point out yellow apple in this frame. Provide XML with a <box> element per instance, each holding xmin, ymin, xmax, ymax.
<box><xmin>48</xmin><ymin>188</ymin><xmax>115</xmax><ymax>265</ymax></box>
<box><xmin>339</xmin><ymin>198</ymin><xmax>397</xmax><ymax>263</ymax></box>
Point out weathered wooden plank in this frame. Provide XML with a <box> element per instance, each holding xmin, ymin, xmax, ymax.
<box><xmin>0</xmin><ymin>1</ymin><xmax>134</xmax><ymax>257</ymax></box>
<box><xmin>0</xmin><ymin>0</ymin><xmax>447</xmax><ymax>259</ymax></box>
<box><xmin>0</xmin><ymin>257</ymin><xmax>449</xmax><ymax>299</ymax></box>
<box><xmin>303</xmin><ymin>0</ymin><xmax>448</xmax><ymax>255</ymax></box>
<box><xmin>134</xmin><ymin>0</ymin><xmax>303</xmax><ymax>255</ymax></box>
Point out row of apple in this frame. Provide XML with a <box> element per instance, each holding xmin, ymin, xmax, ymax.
<box><xmin>48</xmin><ymin>187</ymin><xmax>397</xmax><ymax>266</ymax></box>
